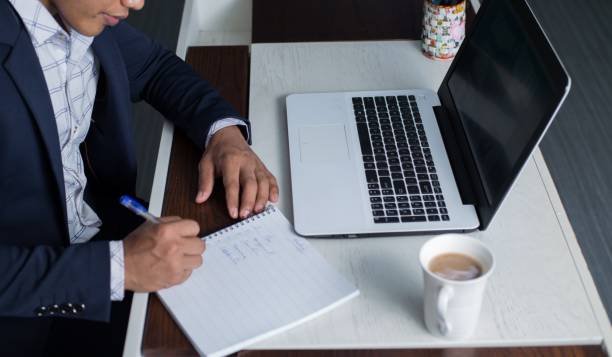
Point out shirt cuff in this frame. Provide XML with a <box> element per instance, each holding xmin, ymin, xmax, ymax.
<box><xmin>109</xmin><ymin>240</ymin><xmax>125</xmax><ymax>301</ymax></box>
<box><xmin>205</xmin><ymin>118</ymin><xmax>249</xmax><ymax>148</ymax></box>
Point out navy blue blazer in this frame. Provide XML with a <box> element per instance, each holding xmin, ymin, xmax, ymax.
<box><xmin>0</xmin><ymin>1</ymin><xmax>247</xmax><ymax>322</ymax></box>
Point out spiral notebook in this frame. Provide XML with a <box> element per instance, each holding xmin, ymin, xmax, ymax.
<box><xmin>157</xmin><ymin>206</ymin><xmax>359</xmax><ymax>357</ymax></box>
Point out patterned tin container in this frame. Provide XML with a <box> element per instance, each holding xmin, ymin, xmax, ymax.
<box><xmin>421</xmin><ymin>0</ymin><xmax>466</xmax><ymax>60</ymax></box>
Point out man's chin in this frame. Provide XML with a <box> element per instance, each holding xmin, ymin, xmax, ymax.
<box><xmin>74</xmin><ymin>23</ymin><xmax>106</xmax><ymax>37</ymax></box>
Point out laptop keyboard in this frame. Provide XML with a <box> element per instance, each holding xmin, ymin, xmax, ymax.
<box><xmin>353</xmin><ymin>95</ymin><xmax>450</xmax><ymax>223</ymax></box>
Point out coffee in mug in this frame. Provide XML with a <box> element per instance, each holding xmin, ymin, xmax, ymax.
<box><xmin>428</xmin><ymin>253</ymin><xmax>483</xmax><ymax>281</ymax></box>
<box><xmin>419</xmin><ymin>234</ymin><xmax>494</xmax><ymax>339</ymax></box>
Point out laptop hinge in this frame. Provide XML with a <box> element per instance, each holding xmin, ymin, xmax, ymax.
<box><xmin>433</xmin><ymin>105</ymin><xmax>477</xmax><ymax>206</ymax></box>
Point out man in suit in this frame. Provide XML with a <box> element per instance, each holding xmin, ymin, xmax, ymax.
<box><xmin>0</xmin><ymin>0</ymin><xmax>279</xmax><ymax>355</ymax></box>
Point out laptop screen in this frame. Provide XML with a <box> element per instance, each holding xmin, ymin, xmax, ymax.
<box><xmin>446</xmin><ymin>0</ymin><xmax>568</xmax><ymax>206</ymax></box>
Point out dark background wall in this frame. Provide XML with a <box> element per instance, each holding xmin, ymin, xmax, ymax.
<box><xmin>527</xmin><ymin>0</ymin><xmax>612</xmax><ymax>319</ymax></box>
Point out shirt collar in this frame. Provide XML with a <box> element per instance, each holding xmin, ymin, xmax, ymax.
<box><xmin>9</xmin><ymin>0</ymin><xmax>94</xmax><ymax>48</ymax></box>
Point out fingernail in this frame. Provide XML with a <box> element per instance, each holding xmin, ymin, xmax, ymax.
<box><xmin>230</xmin><ymin>207</ymin><xmax>238</xmax><ymax>218</ymax></box>
<box><xmin>241</xmin><ymin>209</ymin><xmax>250</xmax><ymax>218</ymax></box>
<box><xmin>195</xmin><ymin>191</ymin><xmax>203</xmax><ymax>202</ymax></box>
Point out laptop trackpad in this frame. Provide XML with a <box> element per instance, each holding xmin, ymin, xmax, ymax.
<box><xmin>299</xmin><ymin>124</ymin><xmax>350</xmax><ymax>163</ymax></box>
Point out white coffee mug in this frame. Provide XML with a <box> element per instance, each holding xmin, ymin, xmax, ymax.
<box><xmin>419</xmin><ymin>234</ymin><xmax>494</xmax><ymax>339</ymax></box>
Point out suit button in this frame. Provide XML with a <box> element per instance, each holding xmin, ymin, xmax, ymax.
<box><xmin>34</xmin><ymin>306</ymin><xmax>47</xmax><ymax>317</ymax></box>
<box><xmin>61</xmin><ymin>303</ymin><xmax>72</xmax><ymax>314</ymax></box>
<box><xmin>74</xmin><ymin>303</ymin><xmax>86</xmax><ymax>314</ymax></box>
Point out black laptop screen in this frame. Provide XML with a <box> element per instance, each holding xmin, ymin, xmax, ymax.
<box><xmin>446</xmin><ymin>0</ymin><xmax>566</xmax><ymax>206</ymax></box>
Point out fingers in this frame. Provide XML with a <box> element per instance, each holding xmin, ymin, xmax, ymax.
<box><xmin>239</xmin><ymin>171</ymin><xmax>258</xmax><ymax>218</ymax></box>
<box><xmin>223</xmin><ymin>162</ymin><xmax>241</xmax><ymax>219</ymax></box>
<box><xmin>196</xmin><ymin>156</ymin><xmax>215</xmax><ymax>204</ymax></box>
<box><xmin>181</xmin><ymin>237</ymin><xmax>206</xmax><ymax>256</ymax></box>
<box><xmin>183</xmin><ymin>254</ymin><xmax>204</xmax><ymax>270</ymax></box>
<box><xmin>160</xmin><ymin>218</ymin><xmax>200</xmax><ymax>238</ymax></box>
<box><xmin>268</xmin><ymin>173</ymin><xmax>280</xmax><ymax>203</ymax></box>
<box><xmin>254</xmin><ymin>172</ymin><xmax>270</xmax><ymax>213</ymax></box>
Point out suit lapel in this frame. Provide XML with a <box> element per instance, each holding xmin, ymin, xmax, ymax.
<box><xmin>2</xmin><ymin>13</ymin><xmax>68</xmax><ymax>228</ymax></box>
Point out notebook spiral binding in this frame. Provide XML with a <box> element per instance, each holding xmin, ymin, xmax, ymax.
<box><xmin>204</xmin><ymin>205</ymin><xmax>277</xmax><ymax>242</ymax></box>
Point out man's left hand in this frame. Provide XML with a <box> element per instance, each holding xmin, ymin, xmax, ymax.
<box><xmin>195</xmin><ymin>125</ymin><xmax>279</xmax><ymax>219</ymax></box>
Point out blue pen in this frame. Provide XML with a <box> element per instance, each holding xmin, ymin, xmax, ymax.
<box><xmin>120</xmin><ymin>195</ymin><xmax>161</xmax><ymax>224</ymax></box>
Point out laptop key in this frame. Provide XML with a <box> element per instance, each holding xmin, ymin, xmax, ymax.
<box><xmin>405</xmin><ymin>177</ymin><xmax>417</xmax><ymax>185</ymax></box>
<box><xmin>420</xmin><ymin>182</ymin><xmax>433</xmax><ymax>193</ymax></box>
<box><xmin>397</xmin><ymin>196</ymin><xmax>408</xmax><ymax>202</ymax></box>
<box><xmin>369</xmin><ymin>190</ymin><xmax>381</xmax><ymax>196</ymax></box>
<box><xmin>365</xmin><ymin>170</ymin><xmax>378</xmax><ymax>183</ymax></box>
<box><xmin>386</xmin><ymin>210</ymin><xmax>398</xmax><ymax>216</ymax></box>
<box><xmin>425</xmin><ymin>202</ymin><xmax>437</xmax><ymax>208</ymax></box>
<box><xmin>398</xmin><ymin>202</ymin><xmax>410</xmax><ymax>208</ymax></box>
<box><xmin>394</xmin><ymin>187</ymin><xmax>407</xmax><ymax>196</ymax></box>
<box><xmin>387</xmin><ymin>217</ymin><xmax>400</xmax><ymax>223</ymax></box>
<box><xmin>371</xmin><ymin>203</ymin><xmax>383</xmax><ymax>210</ymax></box>
<box><xmin>438</xmin><ymin>201</ymin><xmax>446</xmax><ymax>207</ymax></box>
<box><xmin>380</xmin><ymin>177</ymin><xmax>393</xmax><ymax>189</ymax></box>
<box><xmin>402</xmin><ymin>216</ymin><xmax>426</xmax><ymax>222</ymax></box>
<box><xmin>442</xmin><ymin>215</ymin><xmax>450</xmax><ymax>221</ymax></box>
<box><xmin>407</xmin><ymin>185</ymin><xmax>419</xmax><ymax>194</ymax></box>
<box><xmin>439</xmin><ymin>208</ymin><xmax>448</xmax><ymax>214</ymax></box>
<box><xmin>384</xmin><ymin>203</ymin><xmax>397</xmax><ymax>209</ymax></box>
<box><xmin>413</xmin><ymin>208</ymin><xmax>425</xmax><ymax>215</ymax></box>
<box><xmin>370</xmin><ymin>197</ymin><xmax>382</xmax><ymax>203</ymax></box>
<box><xmin>383</xmin><ymin>196</ymin><xmax>396</xmax><ymax>203</ymax></box>
<box><xmin>373</xmin><ymin>210</ymin><xmax>385</xmax><ymax>217</ymax></box>
<box><xmin>428</xmin><ymin>215</ymin><xmax>441</xmax><ymax>221</ymax></box>
<box><xmin>399</xmin><ymin>209</ymin><xmax>411</xmax><ymax>216</ymax></box>
<box><xmin>397</xmin><ymin>142</ymin><xmax>409</xmax><ymax>149</ymax></box>
<box><xmin>427</xmin><ymin>208</ymin><xmax>439</xmax><ymax>214</ymax></box>
<box><xmin>424</xmin><ymin>195</ymin><xmax>435</xmax><ymax>201</ymax></box>
<box><xmin>368</xmin><ymin>183</ymin><xmax>379</xmax><ymax>189</ymax></box>
<box><xmin>382</xmin><ymin>189</ymin><xmax>394</xmax><ymax>195</ymax></box>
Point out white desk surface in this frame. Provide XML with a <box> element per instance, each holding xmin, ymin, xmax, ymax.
<box><xmin>123</xmin><ymin>40</ymin><xmax>609</xmax><ymax>356</ymax></box>
<box><xmin>246</xmin><ymin>41</ymin><xmax>604</xmax><ymax>349</ymax></box>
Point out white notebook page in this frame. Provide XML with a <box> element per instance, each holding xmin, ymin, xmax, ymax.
<box><xmin>157</xmin><ymin>206</ymin><xmax>359</xmax><ymax>357</ymax></box>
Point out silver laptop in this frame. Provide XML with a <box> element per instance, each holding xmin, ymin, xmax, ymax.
<box><xmin>286</xmin><ymin>0</ymin><xmax>570</xmax><ymax>237</ymax></box>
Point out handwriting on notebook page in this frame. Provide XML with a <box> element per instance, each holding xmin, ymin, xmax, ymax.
<box><xmin>214</xmin><ymin>226</ymin><xmax>306</xmax><ymax>265</ymax></box>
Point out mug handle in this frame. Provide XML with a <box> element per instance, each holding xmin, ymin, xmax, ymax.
<box><xmin>437</xmin><ymin>285</ymin><xmax>454</xmax><ymax>336</ymax></box>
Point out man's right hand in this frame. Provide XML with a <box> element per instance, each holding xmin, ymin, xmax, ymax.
<box><xmin>123</xmin><ymin>217</ymin><xmax>205</xmax><ymax>292</ymax></box>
